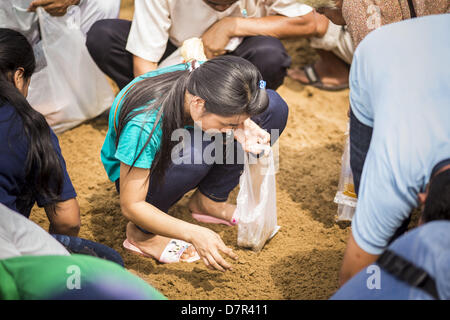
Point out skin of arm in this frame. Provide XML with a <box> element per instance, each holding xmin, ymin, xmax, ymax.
<box><xmin>339</xmin><ymin>232</ymin><xmax>379</xmax><ymax>286</ymax></box>
<box><xmin>119</xmin><ymin>162</ymin><xmax>237</xmax><ymax>271</ymax></box>
<box><xmin>317</xmin><ymin>0</ymin><xmax>346</xmax><ymax>26</ymax></box>
<box><xmin>202</xmin><ymin>11</ymin><xmax>329</xmax><ymax>58</ymax></box>
<box><xmin>45</xmin><ymin>198</ymin><xmax>81</xmax><ymax>236</ymax></box>
<box><xmin>133</xmin><ymin>55</ymin><xmax>158</xmax><ymax>78</ymax></box>
<box><xmin>119</xmin><ymin>163</ymin><xmax>199</xmax><ymax>241</ymax></box>
<box><xmin>28</xmin><ymin>0</ymin><xmax>81</xmax><ymax>16</ymax></box>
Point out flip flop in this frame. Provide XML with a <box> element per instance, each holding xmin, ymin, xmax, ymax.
<box><xmin>287</xmin><ymin>64</ymin><xmax>349</xmax><ymax>92</ymax></box>
<box><xmin>123</xmin><ymin>239</ymin><xmax>200</xmax><ymax>263</ymax></box>
<box><xmin>191</xmin><ymin>212</ymin><xmax>239</xmax><ymax>227</ymax></box>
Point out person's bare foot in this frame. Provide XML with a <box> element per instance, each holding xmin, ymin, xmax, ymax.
<box><xmin>287</xmin><ymin>50</ymin><xmax>349</xmax><ymax>89</ymax></box>
<box><xmin>188</xmin><ymin>189</ymin><xmax>236</xmax><ymax>222</ymax></box>
<box><xmin>125</xmin><ymin>222</ymin><xmax>197</xmax><ymax>262</ymax></box>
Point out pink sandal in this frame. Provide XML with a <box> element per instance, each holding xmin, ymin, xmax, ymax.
<box><xmin>191</xmin><ymin>212</ymin><xmax>239</xmax><ymax>226</ymax></box>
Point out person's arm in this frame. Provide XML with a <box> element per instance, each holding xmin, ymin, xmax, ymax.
<box><xmin>45</xmin><ymin>198</ymin><xmax>80</xmax><ymax>236</ymax></box>
<box><xmin>119</xmin><ymin>163</ymin><xmax>238</xmax><ymax>271</ymax></box>
<box><xmin>133</xmin><ymin>55</ymin><xmax>158</xmax><ymax>78</ymax></box>
<box><xmin>233</xmin><ymin>12</ymin><xmax>327</xmax><ymax>38</ymax></box>
<box><xmin>202</xmin><ymin>11</ymin><xmax>328</xmax><ymax>58</ymax></box>
<box><xmin>28</xmin><ymin>0</ymin><xmax>80</xmax><ymax>16</ymax></box>
<box><xmin>339</xmin><ymin>139</ymin><xmax>418</xmax><ymax>285</ymax></box>
<box><xmin>339</xmin><ymin>232</ymin><xmax>378</xmax><ymax>286</ymax></box>
<box><xmin>317</xmin><ymin>0</ymin><xmax>346</xmax><ymax>26</ymax></box>
<box><xmin>127</xmin><ymin>0</ymin><xmax>171</xmax><ymax>76</ymax></box>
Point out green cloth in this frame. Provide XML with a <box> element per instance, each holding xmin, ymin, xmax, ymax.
<box><xmin>0</xmin><ymin>255</ymin><xmax>166</xmax><ymax>300</ymax></box>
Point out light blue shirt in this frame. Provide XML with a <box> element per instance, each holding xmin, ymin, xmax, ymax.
<box><xmin>350</xmin><ymin>15</ymin><xmax>450</xmax><ymax>255</ymax></box>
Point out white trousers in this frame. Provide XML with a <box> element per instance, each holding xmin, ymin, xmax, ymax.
<box><xmin>310</xmin><ymin>20</ymin><xmax>354</xmax><ymax>65</ymax></box>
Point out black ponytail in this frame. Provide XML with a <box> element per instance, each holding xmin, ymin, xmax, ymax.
<box><xmin>0</xmin><ymin>28</ymin><xmax>64</xmax><ymax>205</ymax></box>
<box><xmin>117</xmin><ymin>55</ymin><xmax>269</xmax><ymax>183</ymax></box>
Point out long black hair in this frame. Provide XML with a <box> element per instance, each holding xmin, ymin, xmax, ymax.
<box><xmin>117</xmin><ymin>55</ymin><xmax>269</xmax><ymax>183</ymax></box>
<box><xmin>0</xmin><ymin>28</ymin><xmax>64</xmax><ymax>205</ymax></box>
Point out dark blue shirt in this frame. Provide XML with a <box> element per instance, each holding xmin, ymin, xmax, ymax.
<box><xmin>0</xmin><ymin>102</ymin><xmax>76</xmax><ymax>218</ymax></box>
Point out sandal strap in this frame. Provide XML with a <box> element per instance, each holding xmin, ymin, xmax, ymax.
<box><xmin>160</xmin><ymin>239</ymin><xmax>199</xmax><ymax>263</ymax></box>
<box><xmin>303</xmin><ymin>64</ymin><xmax>322</xmax><ymax>85</ymax></box>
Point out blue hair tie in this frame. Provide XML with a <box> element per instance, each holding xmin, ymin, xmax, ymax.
<box><xmin>259</xmin><ymin>80</ymin><xmax>266</xmax><ymax>89</ymax></box>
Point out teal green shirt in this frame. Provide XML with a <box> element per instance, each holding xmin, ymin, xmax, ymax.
<box><xmin>101</xmin><ymin>63</ymin><xmax>190</xmax><ymax>182</ymax></box>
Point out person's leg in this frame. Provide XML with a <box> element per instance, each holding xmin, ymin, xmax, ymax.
<box><xmin>192</xmin><ymin>89</ymin><xmax>289</xmax><ymax>217</ymax></box>
<box><xmin>116</xmin><ymin>127</ymin><xmax>216</xmax><ymax>260</ymax></box>
<box><xmin>78</xmin><ymin>0</ymin><xmax>121</xmax><ymax>35</ymax></box>
<box><xmin>86</xmin><ymin>20</ymin><xmax>178</xmax><ymax>90</ymax></box>
<box><xmin>86</xmin><ymin>19</ymin><xmax>134</xmax><ymax>90</ymax></box>
<box><xmin>120</xmin><ymin>92</ymin><xmax>288</xmax><ymax>257</ymax></box>
<box><xmin>288</xmin><ymin>49</ymin><xmax>350</xmax><ymax>89</ymax></box>
<box><xmin>251</xmin><ymin>89</ymin><xmax>290</xmax><ymax>136</ymax></box>
<box><xmin>113</xmin><ymin>128</ymin><xmax>217</xmax><ymax>214</ymax></box>
<box><xmin>349</xmin><ymin>107</ymin><xmax>373</xmax><ymax>195</ymax></box>
<box><xmin>51</xmin><ymin>234</ymin><xmax>124</xmax><ymax>267</ymax></box>
<box><xmin>310</xmin><ymin>19</ymin><xmax>354</xmax><ymax>65</ymax></box>
<box><xmin>288</xmin><ymin>17</ymin><xmax>352</xmax><ymax>90</ymax></box>
<box><xmin>229</xmin><ymin>36</ymin><xmax>291</xmax><ymax>90</ymax></box>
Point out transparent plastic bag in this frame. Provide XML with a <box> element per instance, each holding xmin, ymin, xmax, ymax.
<box><xmin>334</xmin><ymin>130</ymin><xmax>357</xmax><ymax>221</ymax></box>
<box><xmin>3</xmin><ymin>5</ymin><xmax>115</xmax><ymax>133</ymax></box>
<box><xmin>159</xmin><ymin>37</ymin><xmax>208</xmax><ymax>69</ymax></box>
<box><xmin>236</xmin><ymin>149</ymin><xmax>279</xmax><ymax>252</ymax></box>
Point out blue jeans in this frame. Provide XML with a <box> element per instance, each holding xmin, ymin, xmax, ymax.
<box><xmin>52</xmin><ymin>234</ymin><xmax>124</xmax><ymax>267</ymax></box>
<box><xmin>115</xmin><ymin>89</ymin><xmax>288</xmax><ymax>233</ymax></box>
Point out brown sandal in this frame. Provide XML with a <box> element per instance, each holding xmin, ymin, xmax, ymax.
<box><xmin>288</xmin><ymin>64</ymin><xmax>349</xmax><ymax>91</ymax></box>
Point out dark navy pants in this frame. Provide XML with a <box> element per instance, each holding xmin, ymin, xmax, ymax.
<box><xmin>114</xmin><ymin>90</ymin><xmax>288</xmax><ymax>233</ymax></box>
<box><xmin>349</xmin><ymin>107</ymin><xmax>410</xmax><ymax>244</ymax></box>
<box><xmin>86</xmin><ymin>19</ymin><xmax>291</xmax><ymax>90</ymax></box>
<box><xmin>349</xmin><ymin>108</ymin><xmax>373</xmax><ymax>196</ymax></box>
<box><xmin>52</xmin><ymin>234</ymin><xmax>124</xmax><ymax>267</ymax></box>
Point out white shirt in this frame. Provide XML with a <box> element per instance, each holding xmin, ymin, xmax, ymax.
<box><xmin>126</xmin><ymin>0</ymin><xmax>313</xmax><ymax>63</ymax></box>
<box><xmin>0</xmin><ymin>204</ymin><xmax>70</xmax><ymax>260</ymax></box>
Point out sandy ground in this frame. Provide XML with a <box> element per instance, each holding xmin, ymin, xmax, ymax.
<box><xmin>30</xmin><ymin>0</ymin><xmax>353</xmax><ymax>300</ymax></box>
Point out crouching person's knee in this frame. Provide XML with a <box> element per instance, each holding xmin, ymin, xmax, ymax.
<box><xmin>263</xmin><ymin>89</ymin><xmax>289</xmax><ymax>140</ymax></box>
<box><xmin>86</xmin><ymin>19</ymin><xmax>114</xmax><ymax>65</ymax></box>
<box><xmin>87</xmin><ymin>0</ymin><xmax>121</xmax><ymax>20</ymax></box>
<box><xmin>247</xmin><ymin>37</ymin><xmax>291</xmax><ymax>90</ymax></box>
<box><xmin>46</xmin><ymin>198</ymin><xmax>81</xmax><ymax>237</ymax></box>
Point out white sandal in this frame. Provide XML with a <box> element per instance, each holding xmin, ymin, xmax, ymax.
<box><xmin>123</xmin><ymin>238</ymin><xmax>200</xmax><ymax>263</ymax></box>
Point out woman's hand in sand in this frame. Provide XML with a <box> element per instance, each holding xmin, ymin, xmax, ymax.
<box><xmin>188</xmin><ymin>225</ymin><xmax>238</xmax><ymax>272</ymax></box>
<box><xmin>233</xmin><ymin>118</ymin><xmax>270</xmax><ymax>154</ymax></box>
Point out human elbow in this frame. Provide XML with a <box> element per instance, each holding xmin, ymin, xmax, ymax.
<box><xmin>287</xmin><ymin>16</ymin><xmax>318</xmax><ymax>38</ymax></box>
<box><xmin>338</xmin><ymin>266</ymin><xmax>351</xmax><ymax>287</ymax></box>
<box><xmin>120</xmin><ymin>199</ymin><xmax>136</xmax><ymax>221</ymax></box>
<box><xmin>66</xmin><ymin>223</ymin><xmax>81</xmax><ymax>236</ymax></box>
<box><xmin>52</xmin><ymin>220</ymin><xmax>81</xmax><ymax>237</ymax></box>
